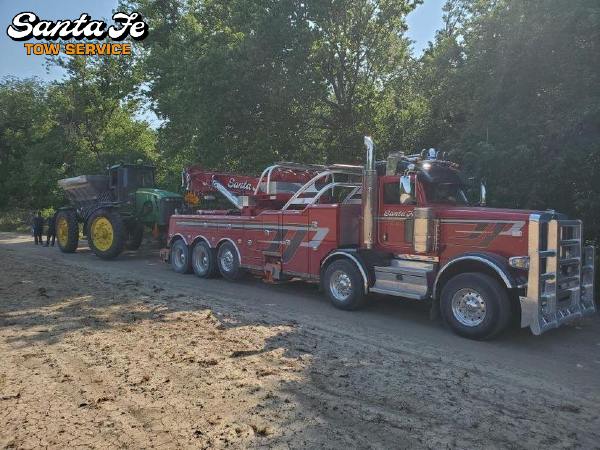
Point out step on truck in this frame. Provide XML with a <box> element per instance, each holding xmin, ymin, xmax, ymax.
<box><xmin>165</xmin><ymin>137</ymin><xmax>596</xmax><ymax>339</ymax></box>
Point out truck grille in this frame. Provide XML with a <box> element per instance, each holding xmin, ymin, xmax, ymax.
<box><xmin>522</xmin><ymin>216</ymin><xmax>596</xmax><ymax>335</ymax></box>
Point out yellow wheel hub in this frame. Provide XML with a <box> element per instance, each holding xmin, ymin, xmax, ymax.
<box><xmin>90</xmin><ymin>217</ymin><xmax>114</xmax><ymax>252</ymax></box>
<box><xmin>57</xmin><ymin>217</ymin><xmax>69</xmax><ymax>246</ymax></box>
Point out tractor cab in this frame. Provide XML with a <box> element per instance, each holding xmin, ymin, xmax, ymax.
<box><xmin>108</xmin><ymin>164</ymin><xmax>156</xmax><ymax>202</ymax></box>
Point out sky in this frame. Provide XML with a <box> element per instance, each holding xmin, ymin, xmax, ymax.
<box><xmin>0</xmin><ymin>0</ymin><xmax>445</xmax><ymax>81</ymax></box>
<box><xmin>407</xmin><ymin>0</ymin><xmax>445</xmax><ymax>54</ymax></box>
<box><xmin>0</xmin><ymin>0</ymin><xmax>118</xmax><ymax>80</ymax></box>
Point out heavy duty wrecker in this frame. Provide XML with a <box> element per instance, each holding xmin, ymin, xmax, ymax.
<box><xmin>165</xmin><ymin>137</ymin><xmax>596</xmax><ymax>339</ymax></box>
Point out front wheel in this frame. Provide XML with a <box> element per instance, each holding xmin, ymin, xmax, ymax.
<box><xmin>440</xmin><ymin>272</ymin><xmax>511</xmax><ymax>340</ymax></box>
<box><xmin>323</xmin><ymin>259</ymin><xmax>366</xmax><ymax>310</ymax></box>
<box><xmin>87</xmin><ymin>209</ymin><xmax>125</xmax><ymax>259</ymax></box>
<box><xmin>56</xmin><ymin>210</ymin><xmax>79</xmax><ymax>253</ymax></box>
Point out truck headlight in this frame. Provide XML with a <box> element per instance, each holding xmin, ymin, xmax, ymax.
<box><xmin>509</xmin><ymin>256</ymin><xmax>530</xmax><ymax>270</ymax></box>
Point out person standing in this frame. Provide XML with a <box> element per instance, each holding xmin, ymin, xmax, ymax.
<box><xmin>32</xmin><ymin>211</ymin><xmax>44</xmax><ymax>245</ymax></box>
<box><xmin>45</xmin><ymin>211</ymin><xmax>57</xmax><ymax>247</ymax></box>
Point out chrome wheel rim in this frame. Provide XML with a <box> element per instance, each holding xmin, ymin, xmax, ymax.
<box><xmin>193</xmin><ymin>245</ymin><xmax>209</xmax><ymax>274</ymax></box>
<box><xmin>330</xmin><ymin>270</ymin><xmax>353</xmax><ymax>301</ymax></box>
<box><xmin>451</xmin><ymin>288</ymin><xmax>487</xmax><ymax>327</ymax></box>
<box><xmin>220</xmin><ymin>249</ymin><xmax>234</xmax><ymax>272</ymax></box>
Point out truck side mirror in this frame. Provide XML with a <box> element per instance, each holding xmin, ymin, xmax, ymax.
<box><xmin>480</xmin><ymin>182</ymin><xmax>487</xmax><ymax>206</ymax></box>
<box><xmin>400</xmin><ymin>175</ymin><xmax>412</xmax><ymax>195</ymax></box>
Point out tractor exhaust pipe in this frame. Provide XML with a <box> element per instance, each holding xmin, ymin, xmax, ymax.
<box><xmin>362</xmin><ymin>136</ymin><xmax>377</xmax><ymax>249</ymax></box>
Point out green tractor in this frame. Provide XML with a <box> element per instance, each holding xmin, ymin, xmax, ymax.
<box><xmin>56</xmin><ymin>163</ymin><xmax>183</xmax><ymax>259</ymax></box>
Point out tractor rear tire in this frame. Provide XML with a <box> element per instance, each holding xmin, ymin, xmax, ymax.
<box><xmin>125</xmin><ymin>222</ymin><xmax>144</xmax><ymax>250</ymax></box>
<box><xmin>87</xmin><ymin>209</ymin><xmax>125</xmax><ymax>259</ymax></box>
<box><xmin>56</xmin><ymin>210</ymin><xmax>79</xmax><ymax>253</ymax></box>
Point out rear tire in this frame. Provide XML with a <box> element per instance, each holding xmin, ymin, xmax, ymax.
<box><xmin>192</xmin><ymin>240</ymin><xmax>218</xmax><ymax>278</ymax></box>
<box><xmin>323</xmin><ymin>259</ymin><xmax>366</xmax><ymax>310</ymax></box>
<box><xmin>171</xmin><ymin>239</ymin><xmax>192</xmax><ymax>274</ymax></box>
<box><xmin>217</xmin><ymin>241</ymin><xmax>243</xmax><ymax>280</ymax></box>
<box><xmin>56</xmin><ymin>210</ymin><xmax>79</xmax><ymax>253</ymax></box>
<box><xmin>87</xmin><ymin>209</ymin><xmax>125</xmax><ymax>259</ymax></box>
<box><xmin>440</xmin><ymin>272</ymin><xmax>511</xmax><ymax>340</ymax></box>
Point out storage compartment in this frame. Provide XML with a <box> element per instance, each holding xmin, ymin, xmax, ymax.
<box><xmin>371</xmin><ymin>259</ymin><xmax>434</xmax><ymax>299</ymax></box>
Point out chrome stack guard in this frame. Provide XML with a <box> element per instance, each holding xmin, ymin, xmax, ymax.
<box><xmin>520</xmin><ymin>215</ymin><xmax>596</xmax><ymax>335</ymax></box>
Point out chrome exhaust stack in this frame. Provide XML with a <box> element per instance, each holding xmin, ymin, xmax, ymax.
<box><xmin>362</xmin><ymin>136</ymin><xmax>377</xmax><ymax>249</ymax></box>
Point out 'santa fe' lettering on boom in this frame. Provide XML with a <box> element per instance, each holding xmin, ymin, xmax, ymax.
<box><xmin>227</xmin><ymin>178</ymin><xmax>254</xmax><ymax>191</ymax></box>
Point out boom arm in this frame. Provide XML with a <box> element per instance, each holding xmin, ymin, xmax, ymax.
<box><xmin>183</xmin><ymin>166</ymin><xmax>258</xmax><ymax>197</ymax></box>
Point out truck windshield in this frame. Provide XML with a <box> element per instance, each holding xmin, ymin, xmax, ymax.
<box><xmin>424</xmin><ymin>182</ymin><xmax>469</xmax><ymax>205</ymax></box>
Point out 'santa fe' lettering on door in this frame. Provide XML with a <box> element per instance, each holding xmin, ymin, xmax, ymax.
<box><xmin>383</xmin><ymin>210</ymin><xmax>414</xmax><ymax>218</ymax></box>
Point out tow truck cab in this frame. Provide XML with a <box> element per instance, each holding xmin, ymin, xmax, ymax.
<box><xmin>367</xmin><ymin>146</ymin><xmax>595</xmax><ymax>338</ymax></box>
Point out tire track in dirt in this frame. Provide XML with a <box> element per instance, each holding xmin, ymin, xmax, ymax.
<box><xmin>1</xmin><ymin>236</ymin><xmax>600</xmax><ymax>449</ymax></box>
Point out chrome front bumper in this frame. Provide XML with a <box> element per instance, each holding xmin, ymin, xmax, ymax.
<box><xmin>520</xmin><ymin>215</ymin><xmax>596</xmax><ymax>335</ymax></box>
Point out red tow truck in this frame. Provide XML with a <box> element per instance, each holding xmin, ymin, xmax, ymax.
<box><xmin>166</xmin><ymin>137</ymin><xmax>596</xmax><ymax>339</ymax></box>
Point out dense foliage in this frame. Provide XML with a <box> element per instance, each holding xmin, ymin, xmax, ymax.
<box><xmin>0</xmin><ymin>55</ymin><xmax>157</xmax><ymax>209</ymax></box>
<box><xmin>420</xmin><ymin>0</ymin><xmax>600</xmax><ymax>245</ymax></box>
<box><xmin>1</xmin><ymin>0</ymin><xmax>599</xmax><ymax>248</ymax></box>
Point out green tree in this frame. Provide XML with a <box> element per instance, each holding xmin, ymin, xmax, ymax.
<box><xmin>307</xmin><ymin>0</ymin><xmax>418</xmax><ymax>162</ymax></box>
<box><xmin>51</xmin><ymin>53</ymin><xmax>157</xmax><ymax>175</ymax></box>
<box><xmin>418</xmin><ymin>0</ymin><xmax>600</xmax><ymax>243</ymax></box>
<box><xmin>0</xmin><ymin>53</ymin><xmax>158</xmax><ymax>210</ymax></box>
<box><xmin>0</xmin><ymin>78</ymin><xmax>57</xmax><ymax>208</ymax></box>
<box><xmin>125</xmin><ymin>0</ymin><xmax>419</xmax><ymax>171</ymax></box>
<box><xmin>127</xmin><ymin>0</ymin><xmax>324</xmax><ymax>174</ymax></box>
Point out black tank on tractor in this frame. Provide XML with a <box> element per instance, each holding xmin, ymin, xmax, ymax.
<box><xmin>56</xmin><ymin>163</ymin><xmax>183</xmax><ymax>259</ymax></box>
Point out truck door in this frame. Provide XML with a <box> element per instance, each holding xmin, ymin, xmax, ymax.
<box><xmin>377</xmin><ymin>176</ymin><xmax>415</xmax><ymax>254</ymax></box>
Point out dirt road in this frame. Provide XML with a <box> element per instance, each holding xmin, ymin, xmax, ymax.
<box><xmin>1</xmin><ymin>232</ymin><xmax>599</xmax><ymax>449</ymax></box>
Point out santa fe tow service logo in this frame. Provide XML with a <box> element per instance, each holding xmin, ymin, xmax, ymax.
<box><xmin>6</xmin><ymin>12</ymin><xmax>148</xmax><ymax>56</ymax></box>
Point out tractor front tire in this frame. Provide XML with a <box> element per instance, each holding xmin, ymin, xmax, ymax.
<box><xmin>56</xmin><ymin>210</ymin><xmax>79</xmax><ymax>253</ymax></box>
<box><xmin>87</xmin><ymin>209</ymin><xmax>125</xmax><ymax>259</ymax></box>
